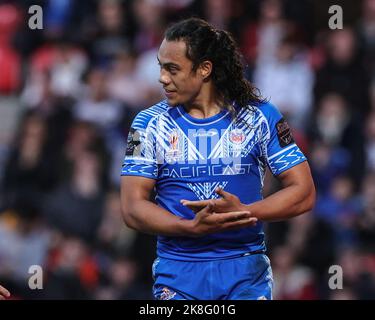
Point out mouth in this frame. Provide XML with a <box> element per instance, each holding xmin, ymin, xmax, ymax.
<box><xmin>164</xmin><ymin>89</ymin><xmax>176</xmax><ymax>98</ymax></box>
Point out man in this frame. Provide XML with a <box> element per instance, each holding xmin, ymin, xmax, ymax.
<box><xmin>121</xmin><ymin>18</ymin><xmax>315</xmax><ymax>300</ymax></box>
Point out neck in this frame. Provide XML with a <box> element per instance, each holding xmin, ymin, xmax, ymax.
<box><xmin>184</xmin><ymin>84</ymin><xmax>225</xmax><ymax>119</ymax></box>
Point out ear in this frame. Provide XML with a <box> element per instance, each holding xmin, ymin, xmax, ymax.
<box><xmin>198</xmin><ymin>60</ymin><xmax>212</xmax><ymax>80</ymax></box>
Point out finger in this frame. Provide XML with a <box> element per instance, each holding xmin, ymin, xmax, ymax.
<box><xmin>185</xmin><ymin>204</ymin><xmax>204</xmax><ymax>213</ymax></box>
<box><xmin>222</xmin><ymin>217</ymin><xmax>258</xmax><ymax>231</ymax></box>
<box><xmin>195</xmin><ymin>203</ymin><xmax>215</xmax><ymax>216</ymax></box>
<box><xmin>182</xmin><ymin>202</ymin><xmax>210</xmax><ymax>214</ymax></box>
<box><xmin>0</xmin><ymin>285</ymin><xmax>10</xmax><ymax>298</ymax></box>
<box><xmin>215</xmin><ymin>188</ymin><xmax>231</xmax><ymax>199</ymax></box>
<box><xmin>182</xmin><ymin>200</ymin><xmax>214</xmax><ymax>214</ymax></box>
<box><xmin>204</xmin><ymin>201</ymin><xmax>216</xmax><ymax>213</ymax></box>
<box><xmin>216</xmin><ymin>211</ymin><xmax>252</xmax><ymax>223</ymax></box>
<box><xmin>181</xmin><ymin>200</ymin><xmax>210</xmax><ymax>207</ymax></box>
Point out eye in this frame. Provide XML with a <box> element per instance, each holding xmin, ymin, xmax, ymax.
<box><xmin>169</xmin><ymin>67</ymin><xmax>178</xmax><ymax>75</ymax></box>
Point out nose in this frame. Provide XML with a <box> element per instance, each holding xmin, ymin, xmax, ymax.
<box><xmin>159</xmin><ymin>69</ymin><xmax>171</xmax><ymax>86</ymax></box>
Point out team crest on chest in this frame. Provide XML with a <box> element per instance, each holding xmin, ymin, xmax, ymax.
<box><xmin>229</xmin><ymin>128</ymin><xmax>246</xmax><ymax>145</ymax></box>
<box><xmin>165</xmin><ymin>129</ymin><xmax>182</xmax><ymax>162</ymax></box>
<box><xmin>228</xmin><ymin>128</ymin><xmax>246</xmax><ymax>156</ymax></box>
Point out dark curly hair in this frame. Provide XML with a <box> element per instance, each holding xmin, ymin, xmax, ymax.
<box><xmin>165</xmin><ymin>17</ymin><xmax>264</xmax><ymax>112</ymax></box>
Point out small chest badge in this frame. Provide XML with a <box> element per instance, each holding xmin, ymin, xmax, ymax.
<box><xmin>166</xmin><ymin>130</ymin><xmax>181</xmax><ymax>162</ymax></box>
<box><xmin>229</xmin><ymin>128</ymin><xmax>246</xmax><ymax>145</ymax></box>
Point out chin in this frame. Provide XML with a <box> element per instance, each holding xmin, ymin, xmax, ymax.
<box><xmin>166</xmin><ymin>98</ymin><xmax>179</xmax><ymax>106</ymax></box>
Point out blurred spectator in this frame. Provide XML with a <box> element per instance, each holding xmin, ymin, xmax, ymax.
<box><xmin>241</xmin><ymin>0</ymin><xmax>297</xmax><ymax>68</ymax></box>
<box><xmin>254</xmin><ymin>31</ymin><xmax>314</xmax><ymax>128</ymax></box>
<box><xmin>365</xmin><ymin>111</ymin><xmax>375</xmax><ymax>171</ymax></box>
<box><xmin>291</xmin><ymin>215</ymin><xmax>335</xmax><ymax>288</ymax></box>
<box><xmin>0</xmin><ymin>204</ymin><xmax>51</xmax><ymax>299</ymax></box>
<box><xmin>356</xmin><ymin>173</ymin><xmax>375</xmax><ymax>252</ymax></box>
<box><xmin>96</xmin><ymin>189</ymin><xmax>137</xmax><ymax>257</ymax></box>
<box><xmin>371</xmin><ymin>80</ymin><xmax>375</xmax><ymax>111</ymax></box>
<box><xmin>72</xmin><ymin>66</ymin><xmax>124</xmax><ymax>186</ymax></box>
<box><xmin>307</xmin><ymin>93</ymin><xmax>366</xmax><ymax>187</ymax></box>
<box><xmin>134</xmin><ymin>48</ymin><xmax>165</xmax><ymax>105</ymax></box>
<box><xmin>357</xmin><ymin>0</ymin><xmax>375</xmax><ymax>75</ymax></box>
<box><xmin>95</xmin><ymin>257</ymin><xmax>151</xmax><ymax>299</ymax></box>
<box><xmin>1</xmin><ymin>112</ymin><xmax>58</xmax><ymax>209</ymax></box>
<box><xmin>267</xmin><ymin>211</ymin><xmax>336</xmax><ymax>290</ymax></box>
<box><xmin>82</xmin><ymin>0</ymin><xmax>132</xmax><ymax>66</ymax></box>
<box><xmin>0</xmin><ymin>3</ymin><xmax>21</xmax><ymax>94</ymax></box>
<box><xmin>43</xmin><ymin>147</ymin><xmax>105</xmax><ymax>243</ymax></box>
<box><xmin>309</xmin><ymin>142</ymin><xmax>350</xmax><ymax>195</ymax></box>
<box><xmin>73</xmin><ymin>67</ymin><xmax>123</xmax><ymax>132</ymax></box>
<box><xmin>62</xmin><ymin>121</ymin><xmax>99</xmax><ymax>166</ymax></box>
<box><xmin>0</xmin><ymin>3</ymin><xmax>22</xmax><ymax>45</ymax></box>
<box><xmin>203</xmin><ymin>0</ymin><xmax>232</xmax><ymax>31</ymax></box>
<box><xmin>34</xmin><ymin>0</ymin><xmax>95</xmax><ymax>43</ymax></box>
<box><xmin>314</xmin><ymin>29</ymin><xmax>371</xmax><ymax>115</ymax></box>
<box><xmin>43</xmin><ymin>0</ymin><xmax>76</xmax><ymax>38</ymax></box>
<box><xmin>314</xmin><ymin>175</ymin><xmax>361</xmax><ymax>248</ymax></box>
<box><xmin>310</xmin><ymin>94</ymin><xmax>351</xmax><ymax>146</ymax></box>
<box><xmin>27</xmin><ymin>40</ymin><xmax>87</xmax><ymax>99</ymax></box>
<box><xmin>132</xmin><ymin>0</ymin><xmax>166</xmax><ymax>53</ymax></box>
<box><xmin>60</xmin><ymin>120</ymin><xmax>110</xmax><ymax>186</ymax></box>
<box><xmin>271</xmin><ymin>245</ymin><xmax>318</xmax><ymax>300</ymax></box>
<box><xmin>330</xmin><ymin>247</ymin><xmax>375</xmax><ymax>300</ymax></box>
<box><xmin>43</xmin><ymin>236</ymin><xmax>94</xmax><ymax>299</ymax></box>
<box><xmin>0</xmin><ymin>46</ymin><xmax>20</xmax><ymax>93</ymax></box>
<box><xmin>107</xmin><ymin>49</ymin><xmax>149</xmax><ymax>109</ymax></box>
<box><xmin>20</xmin><ymin>70</ymin><xmax>74</xmax><ymax>157</ymax></box>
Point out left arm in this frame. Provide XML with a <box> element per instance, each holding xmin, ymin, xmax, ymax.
<box><xmin>243</xmin><ymin>161</ymin><xmax>315</xmax><ymax>222</ymax></box>
<box><xmin>182</xmin><ymin>161</ymin><xmax>316</xmax><ymax>223</ymax></box>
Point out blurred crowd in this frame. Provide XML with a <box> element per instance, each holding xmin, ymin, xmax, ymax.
<box><xmin>0</xmin><ymin>0</ymin><xmax>374</xmax><ymax>300</ymax></box>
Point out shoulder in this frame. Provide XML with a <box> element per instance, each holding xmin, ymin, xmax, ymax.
<box><xmin>131</xmin><ymin>100</ymin><xmax>171</xmax><ymax>130</ymax></box>
<box><xmin>253</xmin><ymin>101</ymin><xmax>283</xmax><ymax>123</ymax></box>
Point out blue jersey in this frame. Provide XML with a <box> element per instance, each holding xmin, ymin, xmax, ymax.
<box><xmin>121</xmin><ymin>100</ymin><xmax>307</xmax><ymax>261</ymax></box>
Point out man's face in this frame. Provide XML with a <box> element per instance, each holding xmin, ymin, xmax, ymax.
<box><xmin>157</xmin><ymin>39</ymin><xmax>204</xmax><ymax>106</ymax></box>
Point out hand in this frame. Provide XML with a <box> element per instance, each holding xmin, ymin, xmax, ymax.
<box><xmin>188</xmin><ymin>201</ymin><xmax>257</xmax><ymax>237</ymax></box>
<box><xmin>0</xmin><ymin>285</ymin><xmax>10</xmax><ymax>300</ymax></box>
<box><xmin>181</xmin><ymin>188</ymin><xmax>244</xmax><ymax>214</ymax></box>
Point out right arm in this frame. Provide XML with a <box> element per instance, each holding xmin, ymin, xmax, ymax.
<box><xmin>120</xmin><ymin>176</ymin><xmax>257</xmax><ymax>237</ymax></box>
<box><xmin>121</xmin><ymin>175</ymin><xmax>192</xmax><ymax>236</ymax></box>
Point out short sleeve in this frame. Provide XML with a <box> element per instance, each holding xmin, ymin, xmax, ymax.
<box><xmin>121</xmin><ymin>113</ymin><xmax>158</xmax><ymax>179</ymax></box>
<box><xmin>260</xmin><ymin>103</ymin><xmax>307</xmax><ymax>176</ymax></box>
